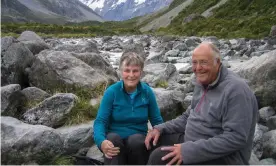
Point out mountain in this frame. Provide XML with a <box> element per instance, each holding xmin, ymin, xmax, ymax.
<box><xmin>79</xmin><ymin>0</ymin><xmax>173</xmax><ymax>21</ymax></box>
<box><xmin>136</xmin><ymin>0</ymin><xmax>276</xmax><ymax>38</ymax></box>
<box><xmin>1</xmin><ymin>0</ymin><xmax>104</xmax><ymax>24</ymax></box>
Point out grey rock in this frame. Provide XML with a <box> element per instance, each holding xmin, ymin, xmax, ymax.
<box><xmin>1</xmin><ymin>84</ymin><xmax>26</xmax><ymax>118</ymax></box>
<box><xmin>267</xmin><ymin>116</ymin><xmax>276</xmax><ymax>130</ymax></box>
<box><xmin>18</xmin><ymin>31</ymin><xmax>44</xmax><ymax>42</ymax></box>
<box><xmin>179</xmin><ymin>65</ymin><xmax>193</xmax><ymax>74</ymax></box>
<box><xmin>262</xmin><ymin>130</ymin><xmax>276</xmax><ymax>158</ymax></box>
<box><xmin>253</xmin><ymin>124</ymin><xmax>266</xmax><ymax>159</ymax></box>
<box><xmin>21</xmin><ymin>87</ymin><xmax>50</xmax><ymax>102</ymax></box>
<box><xmin>259</xmin><ymin>107</ymin><xmax>276</xmax><ymax>125</ymax></box>
<box><xmin>71</xmin><ymin>52</ymin><xmax>119</xmax><ymax>84</ymax></box>
<box><xmin>1</xmin><ymin>42</ymin><xmax>35</xmax><ymax>86</ymax></box>
<box><xmin>249</xmin><ymin>152</ymin><xmax>259</xmax><ymax>165</ymax></box>
<box><xmin>56</xmin><ymin>121</ymin><xmax>94</xmax><ymax>154</ymax></box>
<box><xmin>1</xmin><ymin>116</ymin><xmax>63</xmax><ymax>165</ymax></box>
<box><xmin>28</xmin><ymin>50</ymin><xmax>109</xmax><ymax>92</ymax></box>
<box><xmin>54</xmin><ymin>41</ymin><xmax>99</xmax><ymax>53</ymax></box>
<box><xmin>232</xmin><ymin>50</ymin><xmax>276</xmax><ymax>110</ymax></box>
<box><xmin>1</xmin><ymin>36</ymin><xmax>17</xmax><ymax>53</ymax></box>
<box><xmin>142</xmin><ymin>63</ymin><xmax>178</xmax><ymax>87</ymax></box>
<box><xmin>153</xmin><ymin>88</ymin><xmax>186</xmax><ymax>121</ymax></box>
<box><xmin>22</xmin><ymin>93</ymin><xmax>77</xmax><ymax>128</ymax></box>
<box><xmin>258</xmin><ymin>158</ymin><xmax>276</xmax><ymax>165</ymax></box>
<box><xmin>123</xmin><ymin>43</ymin><xmax>147</xmax><ymax>60</ymax></box>
<box><xmin>86</xmin><ymin>145</ymin><xmax>104</xmax><ymax>163</ymax></box>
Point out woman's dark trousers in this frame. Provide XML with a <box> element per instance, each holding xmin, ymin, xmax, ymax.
<box><xmin>104</xmin><ymin>133</ymin><xmax>148</xmax><ymax>165</ymax></box>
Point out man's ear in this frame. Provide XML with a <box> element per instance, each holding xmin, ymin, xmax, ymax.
<box><xmin>216</xmin><ymin>58</ymin><xmax>221</xmax><ymax>65</ymax></box>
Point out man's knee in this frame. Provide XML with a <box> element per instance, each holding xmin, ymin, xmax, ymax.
<box><xmin>106</xmin><ymin>133</ymin><xmax>124</xmax><ymax>147</ymax></box>
<box><xmin>148</xmin><ymin>147</ymin><xmax>169</xmax><ymax>165</ymax></box>
<box><xmin>126</xmin><ymin>133</ymin><xmax>145</xmax><ymax>150</ymax></box>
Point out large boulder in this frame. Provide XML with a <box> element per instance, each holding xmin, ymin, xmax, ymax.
<box><xmin>54</xmin><ymin>41</ymin><xmax>99</xmax><ymax>53</ymax></box>
<box><xmin>142</xmin><ymin>63</ymin><xmax>179</xmax><ymax>87</ymax></box>
<box><xmin>21</xmin><ymin>87</ymin><xmax>50</xmax><ymax>102</ymax></box>
<box><xmin>1</xmin><ymin>116</ymin><xmax>63</xmax><ymax>165</ymax></box>
<box><xmin>253</xmin><ymin>124</ymin><xmax>268</xmax><ymax>159</ymax></box>
<box><xmin>123</xmin><ymin>43</ymin><xmax>147</xmax><ymax>60</ymax></box>
<box><xmin>232</xmin><ymin>50</ymin><xmax>276</xmax><ymax>110</ymax></box>
<box><xmin>1</xmin><ymin>38</ymin><xmax>35</xmax><ymax>86</ymax></box>
<box><xmin>259</xmin><ymin>107</ymin><xmax>276</xmax><ymax>125</ymax></box>
<box><xmin>153</xmin><ymin>88</ymin><xmax>186</xmax><ymax>121</ymax></box>
<box><xmin>1</xmin><ymin>36</ymin><xmax>16</xmax><ymax>53</ymax></box>
<box><xmin>71</xmin><ymin>52</ymin><xmax>119</xmax><ymax>84</ymax></box>
<box><xmin>267</xmin><ymin>116</ymin><xmax>276</xmax><ymax>130</ymax></box>
<box><xmin>1</xmin><ymin>84</ymin><xmax>26</xmax><ymax>118</ymax></box>
<box><xmin>22</xmin><ymin>93</ymin><xmax>77</xmax><ymax>128</ymax></box>
<box><xmin>56</xmin><ymin>121</ymin><xmax>94</xmax><ymax>154</ymax></box>
<box><xmin>28</xmin><ymin>50</ymin><xmax>109</xmax><ymax>92</ymax></box>
<box><xmin>262</xmin><ymin>130</ymin><xmax>276</xmax><ymax>159</ymax></box>
<box><xmin>17</xmin><ymin>31</ymin><xmax>50</xmax><ymax>55</ymax></box>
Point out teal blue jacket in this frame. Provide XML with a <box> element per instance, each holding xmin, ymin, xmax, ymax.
<box><xmin>93</xmin><ymin>80</ymin><xmax>163</xmax><ymax>148</ymax></box>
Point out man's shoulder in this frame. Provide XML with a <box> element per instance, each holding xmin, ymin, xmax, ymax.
<box><xmin>224</xmin><ymin>70</ymin><xmax>253</xmax><ymax>96</ymax></box>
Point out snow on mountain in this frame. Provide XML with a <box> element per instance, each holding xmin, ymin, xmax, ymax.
<box><xmin>78</xmin><ymin>0</ymin><xmax>172</xmax><ymax>21</ymax></box>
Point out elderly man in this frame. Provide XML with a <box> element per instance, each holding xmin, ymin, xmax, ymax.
<box><xmin>145</xmin><ymin>42</ymin><xmax>258</xmax><ymax>165</ymax></box>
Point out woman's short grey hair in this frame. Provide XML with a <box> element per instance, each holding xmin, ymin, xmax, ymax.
<box><xmin>119</xmin><ymin>52</ymin><xmax>144</xmax><ymax>70</ymax></box>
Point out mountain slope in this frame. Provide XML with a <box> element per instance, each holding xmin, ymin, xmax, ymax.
<box><xmin>140</xmin><ymin>0</ymin><xmax>194</xmax><ymax>32</ymax></box>
<box><xmin>137</xmin><ymin>0</ymin><xmax>276</xmax><ymax>38</ymax></box>
<box><xmin>79</xmin><ymin>0</ymin><xmax>173</xmax><ymax>21</ymax></box>
<box><xmin>1</xmin><ymin>0</ymin><xmax>104</xmax><ymax>24</ymax></box>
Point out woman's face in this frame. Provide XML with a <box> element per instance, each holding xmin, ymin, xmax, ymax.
<box><xmin>121</xmin><ymin>64</ymin><xmax>142</xmax><ymax>93</ymax></box>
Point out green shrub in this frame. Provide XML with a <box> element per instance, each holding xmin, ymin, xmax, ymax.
<box><xmin>156</xmin><ymin>80</ymin><xmax>169</xmax><ymax>88</ymax></box>
<box><xmin>45</xmin><ymin>83</ymin><xmax>107</xmax><ymax>125</ymax></box>
<box><xmin>50</xmin><ymin>155</ymin><xmax>75</xmax><ymax>165</ymax></box>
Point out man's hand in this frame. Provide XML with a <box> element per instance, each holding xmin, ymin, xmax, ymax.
<box><xmin>161</xmin><ymin>144</ymin><xmax>183</xmax><ymax>165</ymax></box>
<box><xmin>144</xmin><ymin>128</ymin><xmax>161</xmax><ymax>150</ymax></box>
<box><xmin>101</xmin><ymin>140</ymin><xmax>120</xmax><ymax>159</ymax></box>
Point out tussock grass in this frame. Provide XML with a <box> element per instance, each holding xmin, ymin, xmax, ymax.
<box><xmin>156</xmin><ymin>80</ymin><xmax>169</xmax><ymax>88</ymax></box>
<box><xmin>46</xmin><ymin>83</ymin><xmax>107</xmax><ymax>125</ymax></box>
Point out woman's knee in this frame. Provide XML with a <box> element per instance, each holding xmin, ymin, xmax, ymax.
<box><xmin>106</xmin><ymin>133</ymin><xmax>124</xmax><ymax>147</ymax></box>
<box><xmin>126</xmin><ymin>133</ymin><xmax>146</xmax><ymax>150</ymax></box>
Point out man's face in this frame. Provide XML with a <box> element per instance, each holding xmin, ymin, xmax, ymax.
<box><xmin>192</xmin><ymin>46</ymin><xmax>220</xmax><ymax>85</ymax></box>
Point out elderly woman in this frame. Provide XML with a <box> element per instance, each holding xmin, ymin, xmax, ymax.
<box><xmin>93</xmin><ymin>52</ymin><xmax>163</xmax><ymax>165</ymax></box>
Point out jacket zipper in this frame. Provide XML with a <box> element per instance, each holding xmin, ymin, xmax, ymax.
<box><xmin>196</xmin><ymin>88</ymin><xmax>208</xmax><ymax>112</ymax></box>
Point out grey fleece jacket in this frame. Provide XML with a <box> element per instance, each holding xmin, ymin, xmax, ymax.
<box><xmin>155</xmin><ymin>65</ymin><xmax>258</xmax><ymax>165</ymax></box>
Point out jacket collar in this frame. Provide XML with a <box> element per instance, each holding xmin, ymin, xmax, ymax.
<box><xmin>192</xmin><ymin>64</ymin><xmax>228</xmax><ymax>89</ymax></box>
<box><xmin>119</xmin><ymin>80</ymin><xmax>146</xmax><ymax>93</ymax></box>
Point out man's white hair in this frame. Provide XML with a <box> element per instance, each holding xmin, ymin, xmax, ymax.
<box><xmin>194</xmin><ymin>42</ymin><xmax>221</xmax><ymax>60</ymax></box>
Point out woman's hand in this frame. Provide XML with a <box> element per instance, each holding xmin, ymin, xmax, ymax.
<box><xmin>101</xmin><ymin>140</ymin><xmax>120</xmax><ymax>158</ymax></box>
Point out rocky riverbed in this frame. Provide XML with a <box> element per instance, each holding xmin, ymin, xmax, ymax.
<box><xmin>1</xmin><ymin>31</ymin><xmax>276</xmax><ymax>164</ymax></box>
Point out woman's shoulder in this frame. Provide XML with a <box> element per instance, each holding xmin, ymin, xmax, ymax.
<box><xmin>105</xmin><ymin>81</ymin><xmax>122</xmax><ymax>92</ymax></box>
<box><xmin>139</xmin><ymin>82</ymin><xmax>153</xmax><ymax>93</ymax></box>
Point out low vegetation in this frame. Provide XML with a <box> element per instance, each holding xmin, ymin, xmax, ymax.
<box><xmin>156</xmin><ymin>80</ymin><xmax>169</xmax><ymax>89</ymax></box>
<box><xmin>1</xmin><ymin>0</ymin><xmax>274</xmax><ymax>39</ymax></box>
<box><xmin>44</xmin><ymin>83</ymin><xmax>107</xmax><ymax>125</ymax></box>
<box><xmin>1</xmin><ymin>21</ymin><xmax>140</xmax><ymax>38</ymax></box>
<box><xmin>158</xmin><ymin>0</ymin><xmax>276</xmax><ymax>39</ymax></box>
<box><xmin>50</xmin><ymin>155</ymin><xmax>75</xmax><ymax>165</ymax></box>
